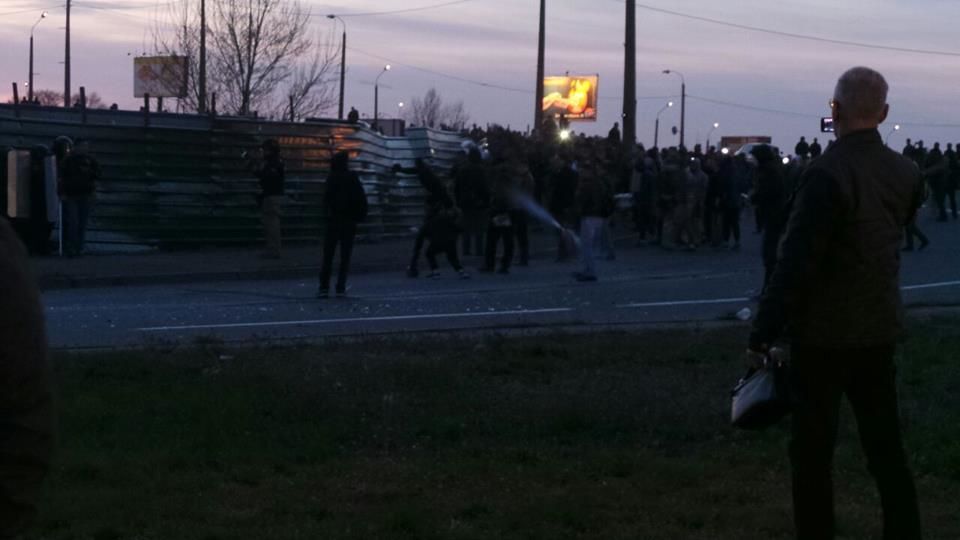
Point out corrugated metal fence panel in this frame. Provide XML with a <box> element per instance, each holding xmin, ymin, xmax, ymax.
<box><xmin>0</xmin><ymin>105</ymin><xmax>465</xmax><ymax>249</ymax></box>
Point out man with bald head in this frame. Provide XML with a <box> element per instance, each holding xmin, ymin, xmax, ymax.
<box><xmin>750</xmin><ymin>67</ymin><xmax>924</xmax><ymax>539</ymax></box>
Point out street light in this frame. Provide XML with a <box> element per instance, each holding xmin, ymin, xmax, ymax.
<box><xmin>706</xmin><ymin>122</ymin><xmax>719</xmax><ymax>149</ymax></box>
<box><xmin>654</xmin><ymin>101</ymin><xmax>673</xmax><ymax>148</ymax></box>
<box><xmin>885</xmin><ymin>124</ymin><xmax>901</xmax><ymax>146</ymax></box>
<box><xmin>398</xmin><ymin>101</ymin><xmax>404</xmax><ymax>118</ymax></box>
<box><xmin>28</xmin><ymin>10</ymin><xmax>48</xmax><ymax>102</ymax></box>
<box><xmin>327</xmin><ymin>14</ymin><xmax>347</xmax><ymax>120</ymax></box>
<box><xmin>373</xmin><ymin>64</ymin><xmax>391</xmax><ymax>132</ymax></box>
<box><xmin>662</xmin><ymin>69</ymin><xmax>686</xmax><ymax>148</ymax></box>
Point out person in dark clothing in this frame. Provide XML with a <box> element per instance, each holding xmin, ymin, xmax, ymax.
<box><xmin>718</xmin><ymin>155</ymin><xmax>750</xmax><ymax>249</ymax></box>
<box><xmin>550</xmin><ymin>156</ymin><xmax>579</xmax><ymax>260</ymax></box>
<box><xmin>56</xmin><ymin>137</ymin><xmax>100</xmax><ymax>257</ymax></box>
<box><xmin>347</xmin><ymin>107</ymin><xmax>359</xmax><ymax>124</ymax></box>
<box><xmin>401</xmin><ymin>159</ymin><xmax>452</xmax><ymax>277</ymax></box>
<box><xmin>607</xmin><ymin>122</ymin><xmax>621</xmax><ymax>145</ymax></box>
<box><xmin>0</xmin><ymin>217</ymin><xmax>54</xmax><ymax>540</ymax></box>
<box><xmin>794</xmin><ymin>136</ymin><xmax>809</xmax><ymax>157</ymax></box>
<box><xmin>809</xmin><ymin>137</ymin><xmax>822</xmax><ymax>158</ymax></box>
<box><xmin>750</xmin><ymin>144</ymin><xmax>787</xmax><ymax>292</ymax></box>
<box><xmin>574</xmin><ymin>159</ymin><xmax>613</xmax><ymax>282</ymax></box>
<box><xmin>453</xmin><ymin>148</ymin><xmax>490</xmax><ymax>257</ymax></box>
<box><xmin>481</xmin><ymin>164</ymin><xmax>515</xmax><ymax>274</ymax></box>
<box><xmin>902</xmin><ymin>138</ymin><xmax>913</xmax><ymax>160</ymax></box>
<box><xmin>924</xmin><ymin>142</ymin><xmax>948</xmax><ymax>221</ymax></box>
<box><xmin>248</xmin><ymin>139</ymin><xmax>285</xmax><ymax>258</ymax></box>
<box><xmin>423</xmin><ymin>206</ymin><xmax>469</xmax><ymax>279</ymax></box>
<box><xmin>750</xmin><ymin>67</ymin><xmax>923</xmax><ymax>540</ymax></box>
<box><xmin>509</xmin><ymin>160</ymin><xmax>535</xmax><ymax>266</ymax></box>
<box><xmin>948</xmin><ymin>142</ymin><xmax>960</xmax><ymax>219</ymax></box>
<box><xmin>318</xmin><ymin>151</ymin><xmax>368</xmax><ymax>297</ymax></box>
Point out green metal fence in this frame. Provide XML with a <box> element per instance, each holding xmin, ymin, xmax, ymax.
<box><xmin>0</xmin><ymin>104</ymin><xmax>465</xmax><ymax>250</ymax></box>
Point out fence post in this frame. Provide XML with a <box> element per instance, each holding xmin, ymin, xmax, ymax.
<box><xmin>289</xmin><ymin>95</ymin><xmax>295</xmax><ymax>122</ymax></box>
<box><xmin>11</xmin><ymin>83</ymin><xmax>20</xmax><ymax>118</ymax></box>
<box><xmin>143</xmin><ymin>93</ymin><xmax>150</xmax><ymax>127</ymax></box>
<box><xmin>79</xmin><ymin>86</ymin><xmax>87</xmax><ymax>124</ymax></box>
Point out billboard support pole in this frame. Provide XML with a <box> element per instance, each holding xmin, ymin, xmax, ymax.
<box><xmin>534</xmin><ymin>0</ymin><xmax>545</xmax><ymax>135</ymax></box>
<box><xmin>622</xmin><ymin>0</ymin><xmax>636</xmax><ymax>158</ymax></box>
<box><xmin>143</xmin><ymin>93</ymin><xmax>150</xmax><ymax>127</ymax></box>
<box><xmin>12</xmin><ymin>83</ymin><xmax>20</xmax><ymax>118</ymax></box>
<box><xmin>64</xmin><ymin>0</ymin><xmax>71</xmax><ymax>108</ymax></box>
<box><xmin>199</xmin><ymin>0</ymin><xmax>207</xmax><ymax>113</ymax></box>
<box><xmin>79</xmin><ymin>86</ymin><xmax>86</xmax><ymax>124</ymax></box>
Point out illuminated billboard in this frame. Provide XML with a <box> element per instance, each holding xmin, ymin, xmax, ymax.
<box><xmin>134</xmin><ymin>56</ymin><xmax>189</xmax><ymax>98</ymax></box>
<box><xmin>542</xmin><ymin>75</ymin><xmax>598</xmax><ymax>121</ymax></box>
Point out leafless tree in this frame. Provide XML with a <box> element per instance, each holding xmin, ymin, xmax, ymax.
<box><xmin>20</xmin><ymin>89</ymin><xmax>103</xmax><ymax>108</ymax></box>
<box><xmin>152</xmin><ymin>0</ymin><xmax>339</xmax><ymax>118</ymax></box>
<box><xmin>407</xmin><ymin>87</ymin><xmax>470</xmax><ymax>131</ymax></box>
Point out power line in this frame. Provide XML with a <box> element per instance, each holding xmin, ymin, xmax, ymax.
<box><xmin>322</xmin><ymin>0</ymin><xmax>475</xmax><ymax>18</ymax></box>
<box><xmin>687</xmin><ymin>95</ymin><xmax>820</xmax><ymax>119</ymax></box>
<box><xmin>0</xmin><ymin>4</ymin><xmax>64</xmax><ymax>17</ymax></box>
<box><xmin>621</xmin><ymin>1</ymin><xmax>960</xmax><ymax>57</ymax></box>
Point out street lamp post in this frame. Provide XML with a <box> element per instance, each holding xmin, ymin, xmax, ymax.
<box><xmin>327</xmin><ymin>15</ymin><xmax>347</xmax><ymax>120</ymax></box>
<box><xmin>373</xmin><ymin>64</ymin><xmax>391</xmax><ymax>132</ymax></box>
<box><xmin>654</xmin><ymin>101</ymin><xmax>673</xmax><ymax>148</ymax></box>
<box><xmin>885</xmin><ymin>124</ymin><xmax>901</xmax><ymax>146</ymax></box>
<box><xmin>398</xmin><ymin>102</ymin><xmax>404</xmax><ymax>118</ymax></box>
<box><xmin>706</xmin><ymin>122</ymin><xmax>719</xmax><ymax>149</ymax></box>
<box><xmin>28</xmin><ymin>11</ymin><xmax>48</xmax><ymax>103</ymax></box>
<box><xmin>662</xmin><ymin>69</ymin><xmax>686</xmax><ymax>148</ymax></box>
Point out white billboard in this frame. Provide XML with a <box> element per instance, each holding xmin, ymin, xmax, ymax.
<box><xmin>134</xmin><ymin>56</ymin><xmax>189</xmax><ymax>98</ymax></box>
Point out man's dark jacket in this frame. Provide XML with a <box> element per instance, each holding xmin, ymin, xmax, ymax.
<box><xmin>0</xmin><ymin>218</ymin><xmax>54</xmax><ymax>538</ymax></box>
<box><xmin>751</xmin><ymin>129</ymin><xmax>924</xmax><ymax>349</ymax></box>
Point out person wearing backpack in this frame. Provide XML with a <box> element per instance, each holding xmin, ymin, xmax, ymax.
<box><xmin>318</xmin><ymin>151</ymin><xmax>368</xmax><ymax>298</ymax></box>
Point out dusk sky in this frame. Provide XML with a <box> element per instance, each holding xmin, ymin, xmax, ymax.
<box><xmin>2</xmin><ymin>0</ymin><xmax>960</xmax><ymax>149</ymax></box>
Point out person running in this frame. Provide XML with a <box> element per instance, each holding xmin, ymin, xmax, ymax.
<box><xmin>402</xmin><ymin>159</ymin><xmax>453</xmax><ymax>277</ymax></box>
<box><xmin>423</xmin><ymin>205</ymin><xmax>470</xmax><ymax>279</ymax></box>
<box><xmin>318</xmin><ymin>151</ymin><xmax>368</xmax><ymax>298</ymax></box>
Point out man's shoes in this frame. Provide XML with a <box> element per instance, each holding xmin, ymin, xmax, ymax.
<box><xmin>573</xmin><ymin>272</ymin><xmax>598</xmax><ymax>282</ymax></box>
<box><xmin>478</xmin><ymin>266</ymin><xmax>494</xmax><ymax>273</ymax></box>
<box><xmin>427</xmin><ymin>270</ymin><xmax>441</xmax><ymax>279</ymax></box>
<box><xmin>406</xmin><ymin>266</ymin><xmax>419</xmax><ymax>278</ymax></box>
<box><xmin>259</xmin><ymin>252</ymin><xmax>281</xmax><ymax>260</ymax></box>
<box><xmin>496</xmin><ymin>267</ymin><xmax>509</xmax><ymax>275</ymax></box>
<box><xmin>316</xmin><ymin>287</ymin><xmax>330</xmax><ymax>298</ymax></box>
<box><xmin>920</xmin><ymin>239</ymin><xmax>930</xmax><ymax>251</ymax></box>
<box><xmin>335</xmin><ymin>287</ymin><xmax>349</xmax><ymax>298</ymax></box>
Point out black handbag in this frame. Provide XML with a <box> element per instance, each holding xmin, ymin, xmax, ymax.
<box><xmin>730</xmin><ymin>353</ymin><xmax>793</xmax><ymax>430</ymax></box>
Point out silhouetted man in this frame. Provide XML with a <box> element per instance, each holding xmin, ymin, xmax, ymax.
<box><xmin>0</xmin><ymin>218</ymin><xmax>54</xmax><ymax>539</ymax></box>
<box><xmin>794</xmin><ymin>136</ymin><xmax>809</xmax><ymax>157</ymax></box>
<box><xmin>809</xmin><ymin>137</ymin><xmax>822</xmax><ymax>158</ymax></box>
<box><xmin>347</xmin><ymin>107</ymin><xmax>359</xmax><ymax>124</ymax></box>
<box><xmin>318</xmin><ymin>151</ymin><xmax>368</xmax><ymax>297</ymax></box>
<box><xmin>751</xmin><ymin>67</ymin><xmax>923</xmax><ymax>540</ymax></box>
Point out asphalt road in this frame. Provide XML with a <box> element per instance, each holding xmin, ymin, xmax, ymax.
<box><xmin>43</xmin><ymin>218</ymin><xmax>960</xmax><ymax>350</ymax></box>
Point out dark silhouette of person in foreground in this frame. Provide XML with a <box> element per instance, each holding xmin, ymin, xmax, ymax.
<box><xmin>318</xmin><ymin>151</ymin><xmax>368</xmax><ymax>298</ymax></box>
<box><xmin>0</xmin><ymin>217</ymin><xmax>54</xmax><ymax>539</ymax></box>
<box><xmin>750</xmin><ymin>67</ymin><xmax>924</xmax><ymax>540</ymax></box>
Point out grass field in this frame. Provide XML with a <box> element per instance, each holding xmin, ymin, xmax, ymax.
<box><xmin>32</xmin><ymin>318</ymin><xmax>960</xmax><ymax>539</ymax></box>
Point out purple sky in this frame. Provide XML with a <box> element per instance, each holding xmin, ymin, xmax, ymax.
<box><xmin>3</xmin><ymin>0</ymin><xmax>960</xmax><ymax>149</ymax></box>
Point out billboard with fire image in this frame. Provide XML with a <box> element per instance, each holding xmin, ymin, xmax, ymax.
<box><xmin>542</xmin><ymin>75</ymin><xmax>599</xmax><ymax>121</ymax></box>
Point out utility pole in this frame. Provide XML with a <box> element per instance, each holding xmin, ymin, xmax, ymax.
<box><xmin>199</xmin><ymin>0</ymin><xmax>207</xmax><ymax>113</ymax></box>
<box><xmin>622</xmin><ymin>0</ymin><xmax>636</xmax><ymax>157</ymax></box>
<box><xmin>533</xmin><ymin>0</ymin><xmax>545</xmax><ymax>135</ymax></box>
<box><xmin>338</xmin><ymin>27</ymin><xmax>346</xmax><ymax>119</ymax></box>
<box><xmin>64</xmin><ymin>0</ymin><xmax>71</xmax><ymax>107</ymax></box>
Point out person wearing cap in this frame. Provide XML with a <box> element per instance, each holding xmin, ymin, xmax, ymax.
<box><xmin>750</xmin><ymin>67</ymin><xmax>924</xmax><ymax>540</ymax></box>
<box><xmin>56</xmin><ymin>136</ymin><xmax>100</xmax><ymax>257</ymax></box>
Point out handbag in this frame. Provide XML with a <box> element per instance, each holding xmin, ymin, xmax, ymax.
<box><xmin>730</xmin><ymin>351</ymin><xmax>792</xmax><ymax>430</ymax></box>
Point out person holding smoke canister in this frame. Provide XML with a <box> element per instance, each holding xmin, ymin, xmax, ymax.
<box><xmin>750</xmin><ymin>67</ymin><xmax>924</xmax><ymax>540</ymax></box>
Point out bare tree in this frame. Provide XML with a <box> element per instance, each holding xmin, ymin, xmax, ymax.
<box><xmin>152</xmin><ymin>0</ymin><xmax>339</xmax><ymax>117</ymax></box>
<box><xmin>407</xmin><ymin>87</ymin><xmax>470</xmax><ymax>131</ymax></box>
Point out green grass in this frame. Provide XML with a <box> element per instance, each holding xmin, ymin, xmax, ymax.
<box><xmin>31</xmin><ymin>318</ymin><xmax>960</xmax><ymax>539</ymax></box>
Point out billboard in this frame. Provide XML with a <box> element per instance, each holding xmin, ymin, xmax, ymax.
<box><xmin>134</xmin><ymin>56</ymin><xmax>189</xmax><ymax>98</ymax></box>
<box><xmin>542</xmin><ymin>75</ymin><xmax>598</xmax><ymax>121</ymax></box>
